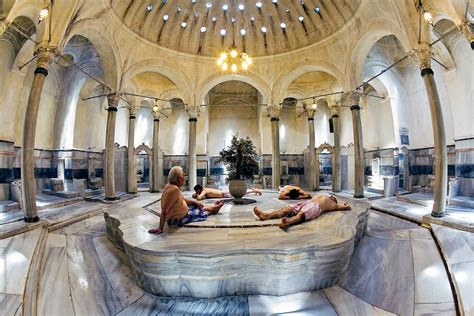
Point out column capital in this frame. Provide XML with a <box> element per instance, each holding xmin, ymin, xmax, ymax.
<box><xmin>128</xmin><ymin>105</ymin><xmax>138</xmax><ymax>117</ymax></box>
<box><xmin>107</xmin><ymin>93</ymin><xmax>120</xmax><ymax>109</ymax></box>
<box><xmin>152</xmin><ymin>109</ymin><xmax>161</xmax><ymax>120</ymax></box>
<box><xmin>412</xmin><ymin>47</ymin><xmax>432</xmax><ymax>69</ymax></box>
<box><xmin>342</xmin><ymin>91</ymin><xmax>360</xmax><ymax>107</ymax></box>
<box><xmin>186</xmin><ymin>105</ymin><xmax>201</xmax><ymax>119</ymax></box>
<box><xmin>329</xmin><ymin>105</ymin><xmax>340</xmax><ymax>117</ymax></box>
<box><xmin>267</xmin><ymin>104</ymin><xmax>281</xmax><ymax>119</ymax></box>
<box><xmin>303</xmin><ymin>104</ymin><xmax>316</xmax><ymax>119</ymax></box>
<box><xmin>34</xmin><ymin>43</ymin><xmax>57</xmax><ymax>70</ymax></box>
<box><xmin>459</xmin><ymin>20</ymin><xmax>474</xmax><ymax>49</ymax></box>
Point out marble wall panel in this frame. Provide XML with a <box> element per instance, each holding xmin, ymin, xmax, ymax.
<box><xmin>67</xmin><ymin>235</ymin><xmax>123</xmax><ymax>315</ymax></box>
<box><xmin>0</xmin><ymin>229</ymin><xmax>42</xmax><ymax>295</ymax></box>
<box><xmin>115</xmin><ymin>148</ymin><xmax>127</xmax><ymax>193</ymax></box>
<box><xmin>0</xmin><ymin>294</ymin><xmax>22</xmax><ymax>315</ymax></box>
<box><xmin>118</xmin><ymin>293</ymin><xmax>249</xmax><ymax>315</ymax></box>
<box><xmin>341</xmin><ymin>235</ymin><xmax>415</xmax><ymax>315</ymax></box>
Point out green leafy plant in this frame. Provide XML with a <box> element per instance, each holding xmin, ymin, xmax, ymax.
<box><xmin>217</xmin><ymin>135</ymin><xmax>259</xmax><ymax>182</ymax></box>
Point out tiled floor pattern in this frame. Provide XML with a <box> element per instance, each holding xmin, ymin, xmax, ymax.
<box><xmin>0</xmin><ymin>192</ymin><xmax>471</xmax><ymax>315</ymax></box>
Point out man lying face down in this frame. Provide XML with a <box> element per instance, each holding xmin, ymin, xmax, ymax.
<box><xmin>192</xmin><ymin>184</ymin><xmax>262</xmax><ymax>200</ymax></box>
<box><xmin>254</xmin><ymin>194</ymin><xmax>351</xmax><ymax>229</ymax></box>
<box><xmin>278</xmin><ymin>185</ymin><xmax>312</xmax><ymax>200</ymax></box>
<box><xmin>148</xmin><ymin>166</ymin><xmax>224</xmax><ymax>234</ymax></box>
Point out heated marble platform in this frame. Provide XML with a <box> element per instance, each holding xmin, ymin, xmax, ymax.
<box><xmin>104</xmin><ymin>193</ymin><xmax>369</xmax><ymax>298</ymax></box>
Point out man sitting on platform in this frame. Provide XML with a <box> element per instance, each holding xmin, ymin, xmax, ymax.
<box><xmin>192</xmin><ymin>184</ymin><xmax>262</xmax><ymax>200</ymax></box>
<box><xmin>278</xmin><ymin>185</ymin><xmax>312</xmax><ymax>200</ymax></box>
<box><xmin>254</xmin><ymin>194</ymin><xmax>351</xmax><ymax>230</ymax></box>
<box><xmin>148</xmin><ymin>166</ymin><xmax>224</xmax><ymax>234</ymax></box>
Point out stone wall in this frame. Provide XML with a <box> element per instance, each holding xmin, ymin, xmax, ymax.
<box><xmin>408</xmin><ymin>145</ymin><xmax>456</xmax><ymax>188</ymax></box>
<box><xmin>454</xmin><ymin>138</ymin><xmax>474</xmax><ymax>197</ymax></box>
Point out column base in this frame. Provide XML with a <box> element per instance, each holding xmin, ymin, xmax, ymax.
<box><xmin>150</xmin><ymin>190</ymin><xmax>160</xmax><ymax>193</ymax></box>
<box><xmin>127</xmin><ymin>191</ymin><xmax>138</xmax><ymax>194</ymax></box>
<box><xmin>106</xmin><ymin>196</ymin><xmax>121</xmax><ymax>201</ymax></box>
<box><xmin>353</xmin><ymin>194</ymin><xmax>365</xmax><ymax>199</ymax></box>
<box><xmin>430</xmin><ymin>211</ymin><xmax>446</xmax><ymax>218</ymax></box>
<box><xmin>332</xmin><ymin>189</ymin><xmax>342</xmax><ymax>193</ymax></box>
<box><xmin>24</xmin><ymin>216</ymin><xmax>39</xmax><ymax>223</ymax></box>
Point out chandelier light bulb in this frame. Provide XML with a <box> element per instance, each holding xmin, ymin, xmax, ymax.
<box><xmin>311</xmin><ymin>102</ymin><xmax>317</xmax><ymax>110</ymax></box>
<box><xmin>38</xmin><ymin>7</ymin><xmax>49</xmax><ymax>23</ymax></box>
<box><xmin>240</xmin><ymin>29</ymin><xmax>247</xmax><ymax>36</ymax></box>
<box><xmin>423</xmin><ymin>11</ymin><xmax>433</xmax><ymax>24</ymax></box>
<box><xmin>153</xmin><ymin>105</ymin><xmax>159</xmax><ymax>112</ymax></box>
<box><xmin>217</xmin><ymin>49</ymin><xmax>252</xmax><ymax>73</ymax></box>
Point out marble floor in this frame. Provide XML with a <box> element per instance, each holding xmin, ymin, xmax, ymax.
<box><xmin>0</xmin><ymin>192</ymin><xmax>472</xmax><ymax>315</ymax></box>
<box><xmin>371</xmin><ymin>196</ymin><xmax>474</xmax><ymax>232</ymax></box>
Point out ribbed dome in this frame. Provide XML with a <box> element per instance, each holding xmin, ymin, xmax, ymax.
<box><xmin>111</xmin><ymin>0</ymin><xmax>362</xmax><ymax>57</ymax></box>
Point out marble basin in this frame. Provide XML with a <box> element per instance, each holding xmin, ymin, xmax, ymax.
<box><xmin>104</xmin><ymin>195</ymin><xmax>369</xmax><ymax>298</ymax></box>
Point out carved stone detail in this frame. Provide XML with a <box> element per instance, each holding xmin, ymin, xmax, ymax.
<box><xmin>267</xmin><ymin>104</ymin><xmax>281</xmax><ymax>119</ymax></box>
<box><xmin>34</xmin><ymin>43</ymin><xmax>57</xmax><ymax>70</ymax></box>
<box><xmin>186</xmin><ymin>105</ymin><xmax>201</xmax><ymax>119</ymax></box>
<box><xmin>107</xmin><ymin>93</ymin><xmax>121</xmax><ymax>109</ymax></box>
<box><xmin>412</xmin><ymin>47</ymin><xmax>432</xmax><ymax>69</ymax></box>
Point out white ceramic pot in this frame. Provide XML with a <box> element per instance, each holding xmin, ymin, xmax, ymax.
<box><xmin>228</xmin><ymin>180</ymin><xmax>248</xmax><ymax>199</ymax></box>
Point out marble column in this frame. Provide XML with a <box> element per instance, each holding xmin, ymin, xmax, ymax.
<box><xmin>104</xmin><ymin>93</ymin><xmax>120</xmax><ymax>200</ymax></box>
<box><xmin>151</xmin><ymin>110</ymin><xmax>160</xmax><ymax>192</ymax></box>
<box><xmin>187</xmin><ymin>106</ymin><xmax>200</xmax><ymax>190</ymax></box>
<box><xmin>268</xmin><ymin>105</ymin><xmax>281</xmax><ymax>189</ymax></box>
<box><xmin>415</xmin><ymin>48</ymin><xmax>448</xmax><ymax>217</ymax></box>
<box><xmin>127</xmin><ymin>105</ymin><xmax>137</xmax><ymax>194</ymax></box>
<box><xmin>349</xmin><ymin>93</ymin><xmax>365</xmax><ymax>198</ymax></box>
<box><xmin>21</xmin><ymin>44</ymin><xmax>55</xmax><ymax>222</ymax></box>
<box><xmin>331</xmin><ymin>109</ymin><xmax>342</xmax><ymax>192</ymax></box>
<box><xmin>307</xmin><ymin>107</ymin><xmax>316</xmax><ymax>190</ymax></box>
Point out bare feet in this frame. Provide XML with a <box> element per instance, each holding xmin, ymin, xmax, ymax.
<box><xmin>148</xmin><ymin>228</ymin><xmax>163</xmax><ymax>234</ymax></box>
<box><xmin>279</xmin><ymin>218</ymin><xmax>288</xmax><ymax>229</ymax></box>
<box><xmin>251</xmin><ymin>188</ymin><xmax>262</xmax><ymax>196</ymax></box>
<box><xmin>253</xmin><ymin>207</ymin><xmax>267</xmax><ymax>221</ymax></box>
<box><xmin>208</xmin><ymin>201</ymin><xmax>224</xmax><ymax>215</ymax></box>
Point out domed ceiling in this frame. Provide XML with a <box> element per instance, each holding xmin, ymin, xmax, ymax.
<box><xmin>111</xmin><ymin>0</ymin><xmax>362</xmax><ymax>57</ymax></box>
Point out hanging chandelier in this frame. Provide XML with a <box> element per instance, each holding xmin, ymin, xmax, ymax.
<box><xmin>217</xmin><ymin>48</ymin><xmax>253</xmax><ymax>73</ymax></box>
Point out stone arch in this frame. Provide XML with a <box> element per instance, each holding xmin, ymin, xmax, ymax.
<box><xmin>62</xmin><ymin>20</ymin><xmax>122</xmax><ymax>91</ymax></box>
<box><xmin>121</xmin><ymin>59</ymin><xmax>193</xmax><ymax>106</ymax></box>
<box><xmin>347</xmin><ymin>20</ymin><xmax>411</xmax><ymax>89</ymax></box>
<box><xmin>316</xmin><ymin>142</ymin><xmax>335</xmax><ymax>154</ymax></box>
<box><xmin>135</xmin><ymin>143</ymin><xmax>152</xmax><ymax>155</ymax></box>
<box><xmin>272</xmin><ymin>64</ymin><xmax>344</xmax><ymax>105</ymax></box>
<box><xmin>1</xmin><ymin>15</ymin><xmax>36</xmax><ymax>69</ymax></box>
<box><xmin>195</xmin><ymin>73</ymin><xmax>271</xmax><ymax>106</ymax></box>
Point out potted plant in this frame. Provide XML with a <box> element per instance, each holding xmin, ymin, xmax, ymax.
<box><xmin>217</xmin><ymin>135</ymin><xmax>259</xmax><ymax>199</ymax></box>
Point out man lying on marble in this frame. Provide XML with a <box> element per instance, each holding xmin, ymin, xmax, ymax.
<box><xmin>192</xmin><ymin>184</ymin><xmax>262</xmax><ymax>200</ymax></box>
<box><xmin>254</xmin><ymin>194</ymin><xmax>351</xmax><ymax>229</ymax></box>
<box><xmin>278</xmin><ymin>185</ymin><xmax>312</xmax><ymax>200</ymax></box>
<box><xmin>148</xmin><ymin>166</ymin><xmax>224</xmax><ymax>234</ymax></box>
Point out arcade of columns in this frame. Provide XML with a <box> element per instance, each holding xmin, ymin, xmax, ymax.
<box><xmin>7</xmin><ymin>10</ymin><xmax>468</xmax><ymax>223</ymax></box>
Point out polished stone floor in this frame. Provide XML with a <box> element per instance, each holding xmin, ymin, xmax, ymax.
<box><xmin>0</xmin><ymin>191</ymin><xmax>472</xmax><ymax>315</ymax></box>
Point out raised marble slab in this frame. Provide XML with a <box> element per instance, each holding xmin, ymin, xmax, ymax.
<box><xmin>104</xmin><ymin>193</ymin><xmax>369</xmax><ymax>298</ymax></box>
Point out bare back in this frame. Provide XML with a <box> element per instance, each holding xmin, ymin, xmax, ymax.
<box><xmin>161</xmin><ymin>184</ymin><xmax>188</xmax><ymax>221</ymax></box>
<box><xmin>201</xmin><ymin>188</ymin><xmax>226</xmax><ymax>199</ymax></box>
<box><xmin>311</xmin><ymin>195</ymin><xmax>350</xmax><ymax>212</ymax></box>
